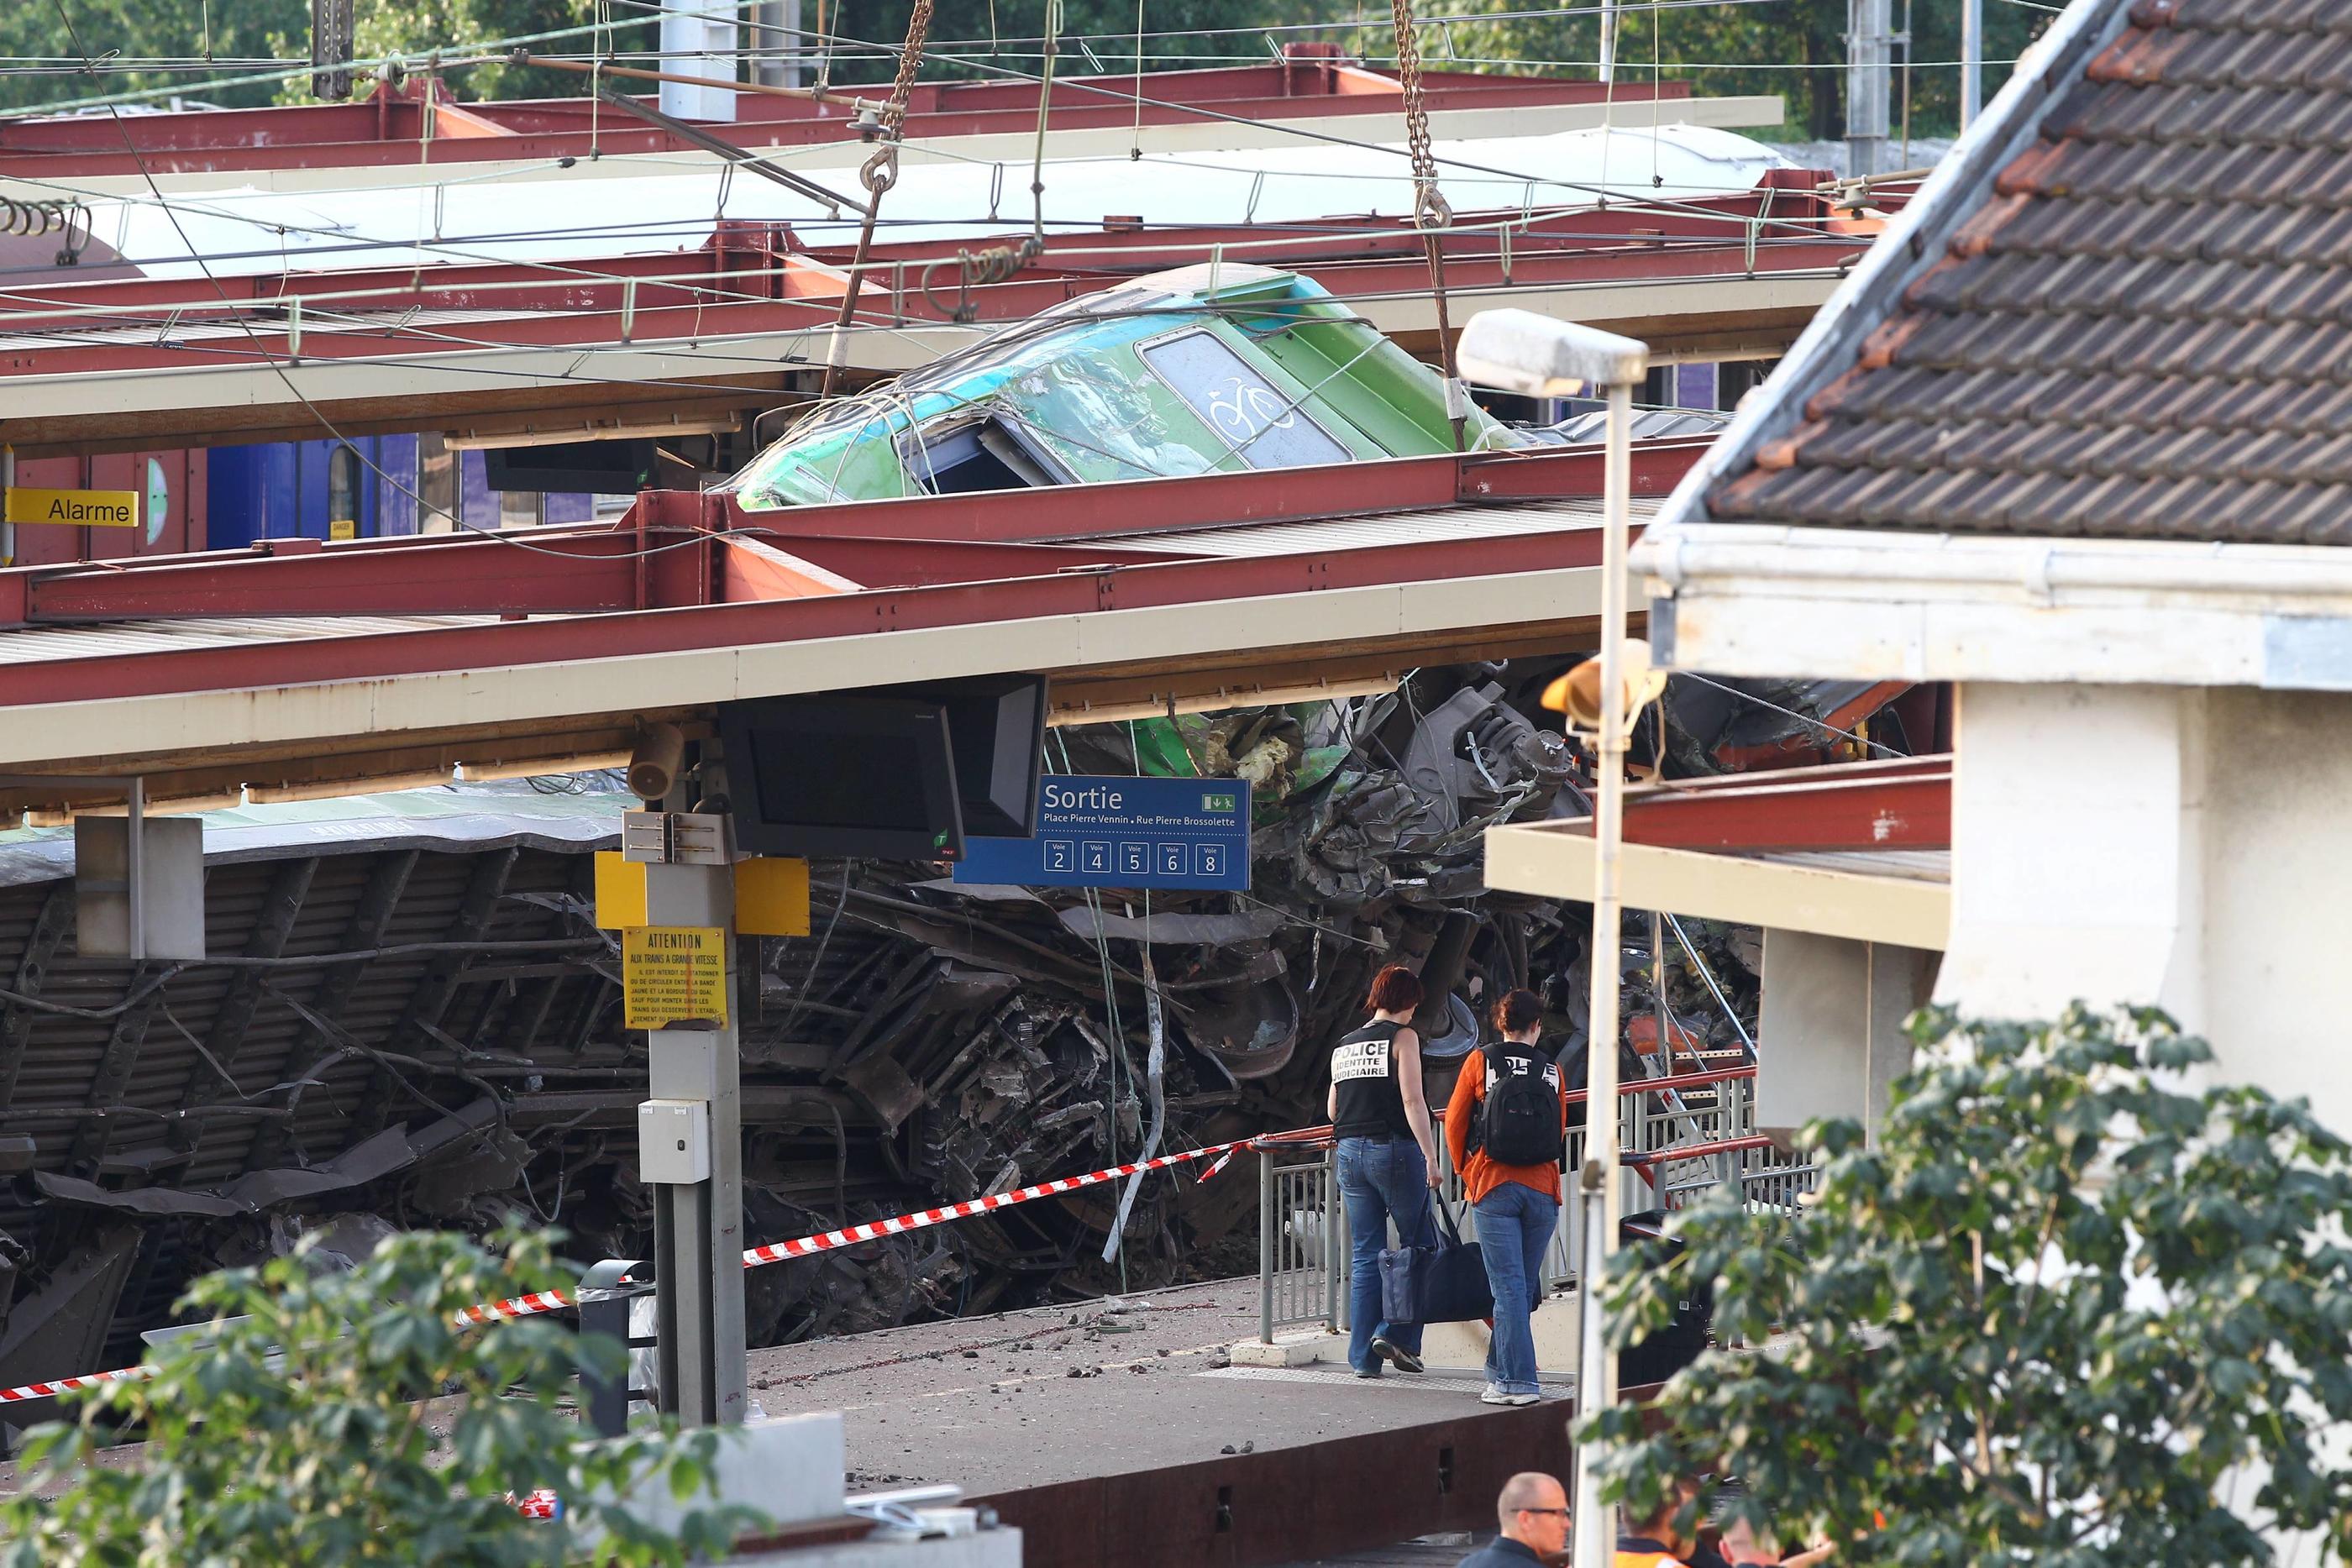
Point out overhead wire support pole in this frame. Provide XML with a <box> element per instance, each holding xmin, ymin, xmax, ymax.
<box><xmin>1845</xmin><ymin>0</ymin><xmax>1892</xmax><ymax>179</ymax></box>
<box><xmin>1457</xmin><ymin>303</ymin><xmax>1649</xmax><ymax>1568</ymax></box>
<box><xmin>1571</xmin><ymin>367</ymin><xmax>1636</xmax><ymax>1568</ymax></box>
<box><xmin>1961</xmin><ymin>0</ymin><xmax>1982</xmax><ymax>128</ymax></box>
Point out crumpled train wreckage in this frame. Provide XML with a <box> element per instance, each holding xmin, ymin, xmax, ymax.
<box><xmin>0</xmin><ymin>265</ymin><xmax>1904</xmax><ymax>1410</ymax></box>
<box><xmin>0</xmin><ymin>660</ymin><xmax>1914</xmax><ymax>1413</ymax></box>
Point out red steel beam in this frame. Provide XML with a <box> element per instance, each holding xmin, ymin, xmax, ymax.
<box><xmin>0</xmin><ymin>522</ymin><xmax>1614</xmax><ymax>709</ymax></box>
<box><xmin>728</xmin><ymin>443</ymin><xmax>1709</xmax><ymax>548</ymax></box>
<box><xmin>0</xmin><ymin>442</ymin><xmax>1691</xmax><ymax>626</ymax></box>
<box><xmin>1615</xmin><ymin>761</ymin><xmax>1952</xmax><ymax>852</ymax></box>
<box><xmin>0</xmin><ymin>69</ymin><xmax>1688</xmax><ymax>181</ymax></box>
<box><xmin>756</xmin><ymin>535</ymin><xmax>1189</xmax><ymax>587</ymax></box>
<box><xmin>0</xmin><ymin>184</ymin><xmax>1854</xmax><ymax>323</ymax></box>
<box><xmin>8</xmin><ymin>525</ymin><xmax>723</xmax><ymax>622</ymax></box>
<box><xmin>0</xmin><ymin>207</ymin><xmax>1870</xmax><ymax>383</ymax></box>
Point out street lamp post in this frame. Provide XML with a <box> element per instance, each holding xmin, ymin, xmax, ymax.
<box><xmin>1457</xmin><ymin>309</ymin><xmax>1650</xmax><ymax>1568</ymax></box>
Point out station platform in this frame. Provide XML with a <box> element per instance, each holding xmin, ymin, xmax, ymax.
<box><xmin>746</xmin><ymin>1277</ymin><xmax>1579</xmax><ymax>1568</ymax></box>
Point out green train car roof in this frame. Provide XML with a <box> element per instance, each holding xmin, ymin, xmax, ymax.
<box><xmin>722</xmin><ymin>263</ymin><xmax>1521</xmax><ymax>511</ymax></box>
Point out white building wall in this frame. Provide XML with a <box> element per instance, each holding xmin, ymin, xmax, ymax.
<box><xmin>1937</xmin><ymin>680</ymin><xmax>2352</xmax><ymax>1138</ymax></box>
<box><xmin>2197</xmin><ymin>687</ymin><xmax>2352</xmax><ymax>1136</ymax></box>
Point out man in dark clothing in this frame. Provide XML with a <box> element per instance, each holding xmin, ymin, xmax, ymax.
<box><xmin>1455</xmin><ymin>1472</ymin><xmax>1570</xmax><ymax>1568</ymax></box>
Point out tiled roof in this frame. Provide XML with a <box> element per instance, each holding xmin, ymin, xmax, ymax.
<box><xmin>1709</xmin><ymin>0</ymin><xmax>2352</xmax><ymax>546</ymax></box>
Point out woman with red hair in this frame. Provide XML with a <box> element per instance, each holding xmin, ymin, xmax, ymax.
<box><xmin>1327</xmin><ymin>962</ymin><xmax>1442</xmax><ymax>1377</ymax></box>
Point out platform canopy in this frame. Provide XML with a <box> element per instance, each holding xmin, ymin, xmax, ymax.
<box><xmin>0</xmin><ymin>438</ymin><xmax>1709</xmax><ymax>817</ymax></box>
<box><xmin>1483</xmin><ymin>756</ymin><xmax>1951</xmax><ymax>951</ymax></box>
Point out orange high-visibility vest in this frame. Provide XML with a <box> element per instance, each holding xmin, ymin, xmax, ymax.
<box><xmin>1614</xmin><ymin>1544</ymin><xmax>1693</xmax><ymax>1568</ymax></box>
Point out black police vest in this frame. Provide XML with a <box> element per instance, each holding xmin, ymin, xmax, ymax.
<box><xmin>1331</xmin><ymin>1020</ymin><xmax>1414</xmax><ymax>1141</ymax></box>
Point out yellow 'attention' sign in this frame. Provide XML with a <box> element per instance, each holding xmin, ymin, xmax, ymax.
<box><xmin>622</xmin><ymin>925</ymin><xmax>727</xmax><ymax>1030</ymax></box>
<box><xmin>3</xmin><ymin>488</ymin><xmax>139</xmax><ymax>528</ymax></box>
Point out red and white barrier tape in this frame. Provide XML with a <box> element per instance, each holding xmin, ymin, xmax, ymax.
<box><xmin>737</xmin><ymin>1135</ymin><xmax>1250</xmax><ymax>1268</ymax></box>
<box><xmin>0</xmin><ymin>1363</ymin><xmax>154</xmax><ymax>1407</ymax></box>
<box><xmin>0</xmin><ymin>1135</ymin><xmax>1264</xmax><ymax>1404</ymax></box>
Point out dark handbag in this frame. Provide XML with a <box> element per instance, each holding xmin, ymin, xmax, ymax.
<box><xmin>1378</xmin><ymin>1201</ymin><xmax>1494</xmax><ymax>1325</ymax></box>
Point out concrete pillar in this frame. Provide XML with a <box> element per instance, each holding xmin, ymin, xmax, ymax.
<box><xmin>1863</xmin><ymin>941</ymin><xmax>1935</xmax><ymax>1140</ymax></box>
<box><xmin>1758</xmin><ymin>929</ymin><xmax>1867</xmax><ymax>1135</ymax></box>
<box><xmin>660</xmin><ymin>0</ymin><xmax>739</xmax><ymax>122</ymax></box>
<box><xmin>1936</xmin><ymin>683</ymin><xmax>2202</xmax><ymax>1022</ymax></box>
<box><xmin>1758</xmin><ymin>931</ymin><xmax>1935</xmax><ymax>1145</ymax></box>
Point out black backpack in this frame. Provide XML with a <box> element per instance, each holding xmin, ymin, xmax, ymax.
<box><xmin>1475</xmin><ymin>1041</ymin><xmax>1563</xmax><ymax>1167</ymax></box>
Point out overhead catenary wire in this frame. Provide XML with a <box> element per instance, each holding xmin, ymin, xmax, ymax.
<box><xmin>705</xmin><ymin>13</ymin><xmax>1841</xmax><ymax>239</ymax></box>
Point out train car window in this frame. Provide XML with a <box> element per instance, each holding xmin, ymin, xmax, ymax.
<box><xmin>1138</xmin><ymin>330</ymin><xmax>1349</xmax><ymax>471</ymax></box>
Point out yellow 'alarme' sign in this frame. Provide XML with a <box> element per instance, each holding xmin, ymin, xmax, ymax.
<box><xmin>4</xmin><ymin>488</ymin><xmax>139</xmax><ymax>528</ymax></box>
<box><xmin>622</xmin><ymin>925</ymin><xmax>728</xmax><ymax>1030</ymax></box>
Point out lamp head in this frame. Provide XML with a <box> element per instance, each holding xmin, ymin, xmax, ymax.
<box><xmin>1457</xmin><ymin>308</ymin><xmax>1649</xmax><ymax>397</ymax></box>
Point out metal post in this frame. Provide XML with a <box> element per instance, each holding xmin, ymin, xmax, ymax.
<box><xmin>1258</xmin><ymin>1146</ymin><xmax>1276</xmax><ymax>1345</ymax></box>
<box><xmin>578</xmin><ymin>1258</ymin><xmax>645</xmax><ymax>1438</ymax></box>
<box><xmin>1650</xmin><ymin>908</ymin><xmax>1669</xmax><ymax>1072</ymax></box>
<box><xmin>2</xmin><ymin>444</ymin><xmax>14</xmax><ymax>566</ymax></box>
<box><xmin>125</xmin><ymin>776</ymin><xmax>144</xmax><ymax>965</ymax></box>
<box><xmin>642</xmin><ymin>857</ymin><xmax>747</xmax><ymax>1428</ymax></box>
<box><xmin>1845</xmin><ymin>0</ymin><xmax>1892</xmax><ymax>178</ymax></box>
<box><xmin>311</xmin><ymin>0</ymin><xmax>355</xmax><ymax>101</ymax></box>
<box><xmin>1572</xmin><ymin>375</ymin><xmax>1636</xmax><ymax>1568</ymax></box>
<box><xmin>1597</xmin><ymin>0</ymin><xmax>1618</xmax><ymax>87</ymax></box>
<box><xmin>1323</xmin><ymin>1146</ymin><xmax>1341</xmax><ymax>1330</ymax></box>
<box><xmin>753</xmin><ymin>0</ymin><xmax>805</xmax><ymax>88</ymax></box>
<box><xmin>1960</xmin><ymin>0</ymin><xmax>1982</xmax><ymax>128</ymax></box>
<box><xmin>1572</xmin><ymin>1157</ymin><xmax>1609</xmax><ymax>1565</ymax></box>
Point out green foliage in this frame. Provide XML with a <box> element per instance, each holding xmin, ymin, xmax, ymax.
<box><xmin>268</xmin><ymin>0</ymin><xmax>600</xmax><ymax>105</ymax></box>
<box><xmin>1427</xmin><ymin>0</ymin><xmax>2050</xmax><ymax>144</ymax></box>
<box><xmin>0</xmin><ymin>1227</ymin><xmax>760</xmax><ymax>1566</ymax></box>
<box><xmin>0</xmin><ymin>0</ymin><xmax>2049</xmax><ymax>138</ymax></box>
<box><xmin>0</xmin><ymin>0</ymin><xmax>307</xmax><ymax>113</ymax></box>
<box><xmin>1585</xmin><ymin>1006</ymin><xmax>2352</xmax><ymax>1566</ymax></box>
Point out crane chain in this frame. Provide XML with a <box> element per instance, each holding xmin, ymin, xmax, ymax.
<box><xmin>1387</xmin><ymin>0</ymin><xmax>1462</xmax><ymax>449</ymax></box>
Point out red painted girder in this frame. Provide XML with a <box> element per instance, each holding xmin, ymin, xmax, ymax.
<box><xmin>0</xmin><ymin>70</ymin><xmax>1685</xmax><ymax>180</ymax></box>
<box><xmin>10</xmin><ymin>526</ymin><xmax>711</xmax><ymax>623</ymax></box>
<box><xmin>731</xmin><ymin>442</ymin><xmax>1705</xmax><ymax>548</ymax></box>
<box><xmin>753</xmin><ymin>535</ymin><xmax>1189</xmax><ymax>590</ymax></box>
<box><xmin>1616</xmin><ymin>759</ymin><xmax>1953</xmax><ymax>852</ymax></box>
<box><xmin>0</xmin><ymin>442</ymin><xmax>1695</xmax><ymax>625</ymax></box>
<box><xmin>0</xmin><ymin>522</ymin><xmax>1612</xmax><ymax>709</ymax></box>
<box><xmin>0</xmin><ymin>236</ymin><xmax>1869</xmax><ymax>380</ymax></box>
<box><xmin>0</xmin><ymin>190</ymin><xmax>1854</xmax><ymax>324</ymax></box>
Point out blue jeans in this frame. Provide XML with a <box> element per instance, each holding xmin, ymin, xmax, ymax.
<box><xmin>1474</xmin><ymin>1181</ymin><xmax>1560</xmax><ymax>1395</ymax></box>
<box><xmin>1337</xmin><ymin>1136</ymin><xmax>1435</xmax><ymax>1375</ymax></box>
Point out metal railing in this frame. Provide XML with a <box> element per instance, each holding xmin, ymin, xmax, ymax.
<box><xmin>1256</xmin><ymin>1129</ymin><xmax>1342</xmax><ymax>1344</ymax></box>
<box><xmin>1253</xmin><ymin>1063</ymin><xmax>1821</xmax><ymax>1342</ymax></box>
